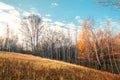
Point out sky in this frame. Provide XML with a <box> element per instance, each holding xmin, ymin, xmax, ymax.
<box><xmin>0</xmin><ymin>0</ymin><xmax>120</xmax><ymax>36</ymax></box>
<box><xmin>0</xmin><ymin>0</ymin><xmax>119</xmax><ymax>20</ymax></box>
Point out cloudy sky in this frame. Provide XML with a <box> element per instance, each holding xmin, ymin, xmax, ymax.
<box><xmin>0</xmin><ymin>0</ymin><xmax>120</xmax><ymax>36</ymax></box>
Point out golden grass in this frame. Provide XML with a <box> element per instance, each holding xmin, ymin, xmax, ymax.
<box><xmin>0</xmin><ymin>51</ymin><xmax>120</xmax><ymax>80</ymax></box>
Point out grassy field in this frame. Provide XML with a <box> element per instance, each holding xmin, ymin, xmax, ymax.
<box><xmin>0</xmin><ymin>51</ymin><xmax>120</xmax><ymax>80</ymax></box>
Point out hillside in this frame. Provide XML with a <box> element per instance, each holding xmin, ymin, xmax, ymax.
<box><xmin>0</xmin><ymin>51</ymin><xmax>120</xmax><ymax>80</ymax></box>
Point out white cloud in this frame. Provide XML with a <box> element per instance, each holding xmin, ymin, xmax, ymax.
<box><xmin>75</xmin><ymin>16</ymin><xmax>83</xmax><ymax>24</ymax></box>
<box><xmin>75</xmin><ymin>16</ymin><xmax>80</xmax><ymax>20</ymax></box>
<box><xmin>51</xmin><ymin>3</ymin><xmax>59</xmax><ymax>7</ymax></box>
<box><xmin>30</xmin><ymin>7</ymin><xmax>38</xmax><ymax>13</ymax></box>
<box><xmin>97</xmin><ymin>18</ymin><xmax>120</xmax><ymax>34</ymax></box>
<box><xmin>0</xmin><ymin>2</ymin><xmax>14</xmax><ymax>10</ymax></box>
<box><xmin>0</xmin><ymin>2</ymin><xmax>21</xmax><ymax>36</ymax></box>
<box><xmin>67</xmin><ymin>23</ymin><xmax>76</xmax><ymax>30</ymax></box>
<box><xmin>45</xmin><ymin>14</ymin><xmax>51</xmax><ymax>17</ymax></box>
<box><xmin>22</xmin><ymin>11</ymin><xmax>31</xmax><ymax>17</ymax></box>
<box><xmin>42</xmin><ymin>17</ymin><xmax>52</xmax><ymax>22</ymax></box>
<box><xmin>109</xmin><ymin>21</ymin><xmax>120</xmax><ymax>33</ymax></box>
<box><xmin>54</xmin><ymin>21</ymin><xmax>65</xmax><ymax>27</ymax></box>
<box><xmin>22</xmin><ymin>11</ymin><xmax>41</xmax><ymax>18</ymax></box>
<box><xmin>50</xmin><ymin>21</ymin><xmax>81</xmax><ymax>43</ymax></box>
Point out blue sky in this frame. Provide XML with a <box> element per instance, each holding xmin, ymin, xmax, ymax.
<box><xmin>0</xmin><ymin>0</ymin><xmax>120</xmax><ymax>30</ymax></box>
<box><xmin>0</xmin><ymin>0</ymin><xmax>120</xmax><ymax>22</ymax></box>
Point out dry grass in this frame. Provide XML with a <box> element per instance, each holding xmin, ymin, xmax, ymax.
<box><xmin>0</xmin><ymin>51</ymin><xmax>120</xmax><ymax>80</ymax></box>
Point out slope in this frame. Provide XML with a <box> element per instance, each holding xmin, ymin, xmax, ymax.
<box><xmin>0</xmin><ymin>51</ymin><xmax>120</xmax><ymax>80</ymax></box>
